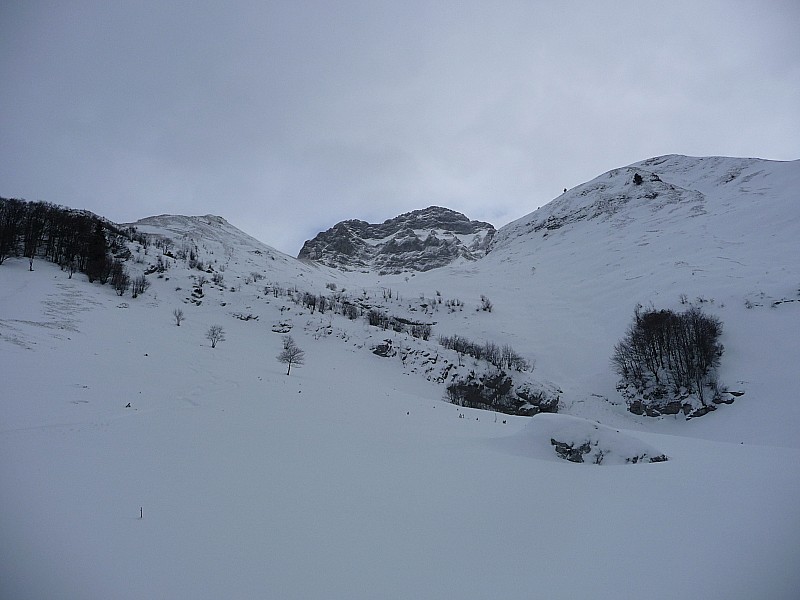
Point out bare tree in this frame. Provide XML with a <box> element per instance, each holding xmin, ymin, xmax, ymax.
<box><xmin>206</xmin><ymin>324</ymin><xmax>225</xmax><ymax>348</ymax></box>
<box><xmin>277</xmin><ymin>335</ymin><xmax>305</xmax><ymax>375</ymax></box>
<box><xmin>173</xmin><ymin>308</ymin><xmax>184</xmax><ymax>326</ymax></box>
<box><xmin>131</xmin><ymin>274</ymin><xmax>150</xmax><ymax>298</ymax></box>
<box><xmin>110</xmin><ymin>259</ymin><xmax>130</xmax><ymax>296</ymax></box>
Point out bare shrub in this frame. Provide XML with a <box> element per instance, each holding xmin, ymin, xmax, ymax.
<box><xmin>206</xmin><ymin>325</ymin><xmax>225</xmax><ymax>348</ymax></box>
<box><xmin>131</xmin><ymin>275</ymin><xmax>150</xmax><ymax>298</ymax></box>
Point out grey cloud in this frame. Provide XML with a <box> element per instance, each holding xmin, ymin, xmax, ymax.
<box><xmin>2</xmin><ymin>1</ymin><xmax>798</xmax><ymax>255</ymax></box>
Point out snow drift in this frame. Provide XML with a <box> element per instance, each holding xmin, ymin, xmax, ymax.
<box><xmin>516</xmin><ymin>413</ymin><xmax>668</xmax><ymax>464</ymax></box>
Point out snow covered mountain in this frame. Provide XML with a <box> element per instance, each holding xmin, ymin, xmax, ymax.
<box><xmin>2</xmin><ymin>154</ymin><xmax>799</xmax><ymax>599</ymax></box>
<box><xmin>129</xmin><ymin>213</ymin><xmax>306</xmax><ymax>274</ymax></box>
<box><xmin>470</xmin><ymin>154</ymin><xmax>800</xmax><ymax>433</ymax></box>
<box><xmin>297</xmin><ymin>206</ymin><xmax>495</xmax><ymax>273</ymax></box>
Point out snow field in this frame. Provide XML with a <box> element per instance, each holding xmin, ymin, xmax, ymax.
<box><xmin>2</xmin><ymin>257</ymin><xmax>799</xmax><ymax>599</ymax></box>
<box><xmin>2</xmin><ymin>155</ymin><xmax>800</xmax><ymax>598</ymax></box>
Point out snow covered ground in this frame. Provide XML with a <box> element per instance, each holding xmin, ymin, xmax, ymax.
<box><xmin>2</xmin><ymin>155</ymin><xmax>799</xmax><ymax>598</ymax></box>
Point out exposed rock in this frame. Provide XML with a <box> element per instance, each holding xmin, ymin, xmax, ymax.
<box><xmin>627</xmin><ymin>453</ymin><xmax>668</xmax><ymax>464</ymax></box>
<box><xmin>529</xmin><ymin>415</ymin><xmax>669</xmax><ymax>465</ymax></box>
<box><xmin>551</xmin><ymin>438</ymin><xmax>592</xmax><ymax>463</ymax></box>
<box><xmin>372</xmin><ymin>340</ymin><xmax>396</xmax><ymax>357</ymax></box>
<box><xmin>298</xmin><ymin>206</ymin><xmax>495</xmax><ymax>273</ymax></box>
<box><xmin>661</xmin><ymin>401</ymin><xmax>683</xmax><ymax>415</ymax></box>
<box><xmin>445</xmin><ymin>371</ymin><xmax>561</xmax><ymax>417</ymax></box>
<box><xmin>622</xmin><ymin>382</ymin><xmax>721</xmax><ymax>420</ymax></box>
<box><xmin>686</xmin><ymin>405</ymin><xmax>716</xmax><ymax>419</ymax></box>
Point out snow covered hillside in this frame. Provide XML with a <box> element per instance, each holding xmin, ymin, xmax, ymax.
<box><xmin>2</xmin><ymin>154</ymin><xmax>799</xmax><ymax>599</ymax></box>
<box><xmin>403</xmin><ymin>154</ymin><xmax>800</xmax><ymax>443</ymax></box>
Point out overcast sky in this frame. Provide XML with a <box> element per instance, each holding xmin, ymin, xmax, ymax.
<box><xmin>2</xmin><ymin>1</ymin><xmax>798</xmax><ymax>255</ymax></box>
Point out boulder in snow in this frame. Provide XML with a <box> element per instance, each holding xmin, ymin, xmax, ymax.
<box><xmin>522</xmin><ymin>414</ymin><xmax>668</xmax><ymax>465</ymax></box>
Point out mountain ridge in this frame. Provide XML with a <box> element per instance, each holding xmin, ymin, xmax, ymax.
<box><xmin>491</xmin><ymin>154</ymin><xmax>799</xmax><ymax>253</ymax></box>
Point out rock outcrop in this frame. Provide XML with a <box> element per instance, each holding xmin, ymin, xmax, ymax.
<box><xmin>298</xmin><ymin>206</ymin><xmax>495</xmax><ymax>273</ymax></box>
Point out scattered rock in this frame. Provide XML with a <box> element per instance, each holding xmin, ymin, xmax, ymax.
<box><xmin>551</xmin><ymin>438</ymin><xmax>592</xmax><ymax>463</ymax></box>
<box><xmin>686</xmin><ymin>405</ymin><xmax>716</xmax><ymax>419</ymax></box>
<box><xmin>524</xmin><ymin>414</ymin><xmax>669</xmax><ymax>465</ymax></box>
<box><xmin>372</xmin><ymin>340</ymin><xmax>396</xmax><ymax>357</ymax></box>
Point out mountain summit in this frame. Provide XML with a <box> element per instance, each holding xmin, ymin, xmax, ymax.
<box><xmin>298</xmin><ymin>206</ymin><xmax>495</xmax><ymax>273</ymax></box>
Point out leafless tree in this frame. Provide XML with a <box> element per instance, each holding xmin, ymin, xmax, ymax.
<box><xmin>173</xmin><ymin>308</ymin><xmax>184</xmax><ymax>326</ymax></box>
<box><xmin>206</xmin><ymin>324</ymin><xmax>225</xmax><ymax>348</ymax></box>
<box><xmin>110</xmin><ymin>260</ymin><xmax>130</xmax><ymax>296</ymax></box>
<box><xmin>277</xmin><ymin>335</ymin><xmax>305</xmax><ymax>375</ymax></box>
<box><xmin>131</xmin><ymin>275</ymin><xmax>150</xmax><ymax>298</ymax></box>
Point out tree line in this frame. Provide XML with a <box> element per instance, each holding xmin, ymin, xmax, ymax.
<box><xmin>438</xmin><ymin>334</ymin><xmax>532</xmax><ymax>372</ymax></box>
<box><xmin>0</xmin><ymin>198</ymin><xmax>141</xmax><ymax>279</ymax></box>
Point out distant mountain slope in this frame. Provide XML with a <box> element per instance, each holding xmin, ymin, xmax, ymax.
<box><xmin>491</xmin><ymin>154</ymin><xmax>799</xmax><ymax>256</ymax></box>
<box><xmin>297</xmin><ymin>206</ymin><xmax>495</xmax><ymax>273</ymax></box>
<box><xmin>486</xmin><ymin>154</ymin><xmax>800</xmax><ymax>312</ymax></box>
<box><xmin>130</xmin><ymin>214</ymin><xmax>283</xmax><ymax>261</ymax></box>
<box><xmin>418</xmin><ymin>154</ymin><xmax>800</xmax><ymax>439</ymax></box>
<box><xmin>127</xmin><ymin>213</ymin><xmax>327</xmax><ymax>282</ymax></box>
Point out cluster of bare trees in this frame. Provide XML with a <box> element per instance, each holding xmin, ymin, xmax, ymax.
<box><xmin>270</xmin><ymin>284</ymin><xmax>434</xmax><ymax>338</ymax></box>
<box><xmin>131</xmin><ymin>275</ymin><xmax>150</xmax><ymax>298</ymax></box>
<box><xmin>297</xmin><ymin>291</ymin><xmax>367</xmax><ymax>323</ymax></box>
<box><xmin>0</xmin><ymin>198</ymin><xmax>134</xmax><ymax>273</ymax></box>
<box><xmin>0</xmin><ymin>198</ymin><xmax>157</xmax><ymax>299</ymax></box>
<box><xmin>366</xmin><ymin>309</ymin><xmax>432</xmax><ymax>340</ymax></box>
<box><xmin>300</xmin><ymin>291</ymin><xmax>332</xmax><ymax>313</ymax></box>
<box><xmin>282</xmin><ymin>286</ymin><xmax>360</xmax><ymax>320</ymax></box>
<box><xmin>612</xmin><ymin>305</ymin><xmax>723</xmax><ymax>403</ymax></box>
<box><xmin>438</xmin><ymin>334</ymin><xmax>532</xmax><ymax>372</ymax></box>
<box><xmin>110</xmin><ymin>260</ymin><xmax>130</xmax><ymax>295</ymax></box>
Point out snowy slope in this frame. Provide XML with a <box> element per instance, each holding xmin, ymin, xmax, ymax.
<box><xmin>391</xmin><ymin>154</ymin><xmax>800</xmax><ymax>444</ymax></box>
<box><xmin>129</xmin><ymin>214</ymin><xmax>321</xmax><ymax>279</ymax></box>
<box><xmin>2</xmin><ymin>154</ymin><xmax>800</xmax><ymax>599</ymax></box>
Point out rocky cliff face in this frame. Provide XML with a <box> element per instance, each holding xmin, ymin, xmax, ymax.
<box><xmin>298</xmin><ymin>206</ymin><xmax>495</xmax><ymax>273</ymax></box>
